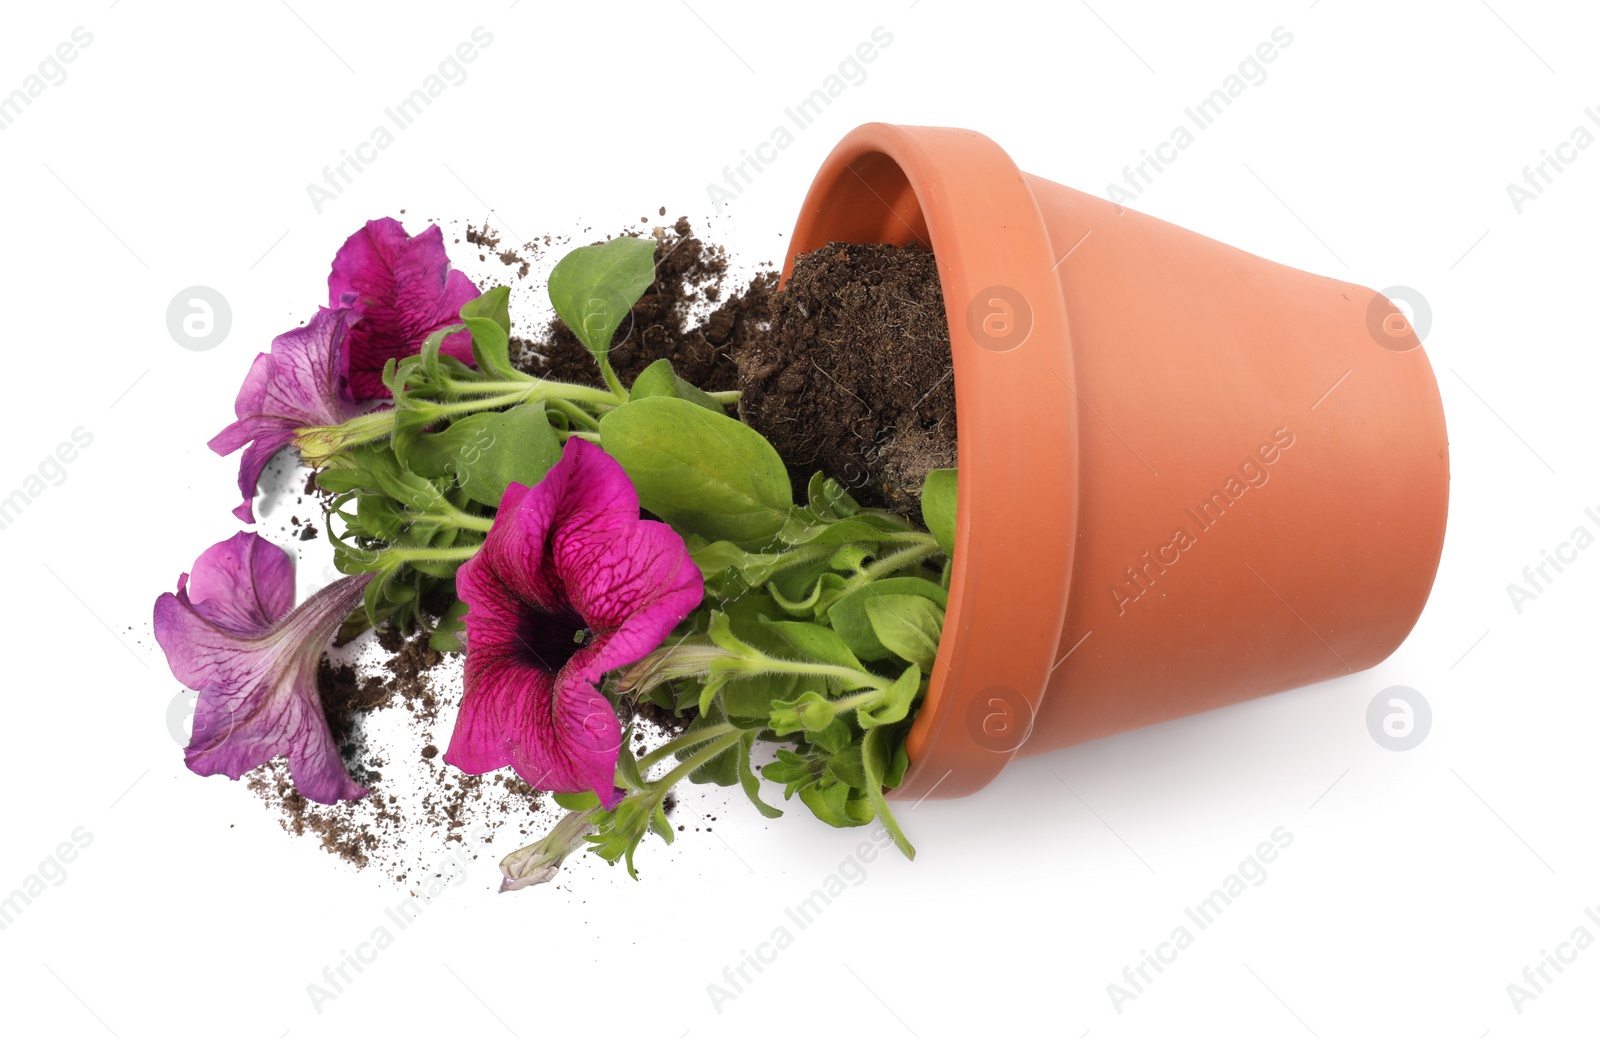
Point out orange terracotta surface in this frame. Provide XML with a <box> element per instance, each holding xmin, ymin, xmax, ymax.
<box><xmin>781</xmin><ymin>124</ymin><xmax>1450</xmax><ymax>801</ymax></box>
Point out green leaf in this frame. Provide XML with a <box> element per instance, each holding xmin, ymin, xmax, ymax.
<box><xmin>830</xmin><ymin>542</ymin><xmax>876</xmax><ymax>573</ymax></box>
<box><xmin>460</xmin><ymin>284</ymin><xmax>511</xmax><ymax>333</ymax></box>
<box><xmin>769</xmin><ymin>691</ymin><xmax>838</xmax><ymax>735</ymax></box>
<box><xmin>823</xmin><ymin>744</ymin><xmax>867</xmax><ymax>789</ymax></box>
<box><xmin>614</xmin><ymin>730</ymin><xmax>645</xmax><ymax>790</ymax></box>
<box><xmin>779</xmin><ymin>511</ymin><xmax>908</xmax><ymax>547</ymax></box>
<box><xmin>599</xmin><ymin>396</ymin><xmax>792</xmax><ymax>544</ymax></box>
<box><xmin>862</xmin><ymin>725</ymin><xmax>916</xmax><ymax>859</ymax></box>
<box><xmin>760</xmin><ymin>748</ymin><xmax>816</xmax><ymax>790</ymax></box>
<box><xmin>920</xmin><ymin>468</ymin><xmax>958</xmax><ymax>556</ymax></box>
<box><xmin>865</xmin><ymin>595</ymin><xmax>945</xmax><ymax>671</ymax></box>
<box><xmin>427</xmin><ymin>597</ymin><xmax>469</xmax><ymax>652</ymax></box>
<box><xmin>735</xmin><ymin>732</ymin><xmax>783</xmax><ymax>819</ymax></box>
<box><xmin>547</xmin><ymin>236</ymin><xmax>657</xmax><ymax>363</ymax></box>
<box><xmin>356</xmin><ymin>493</ymin><xmax>406</xmax><ymax>541</ymax></box>
<box><xmin>858</xmin><ymin>664</ymin><xmax>922</xmax><ymax>728</ymax></box>
<box><xmin>797</xmin><ymin>777</ymin><xmax>873</xmax><ymax>828</ymax></box>
<box><xmin>407</xmin><ymin>403</ymin><xmax>562</xmax><ymax>507</ymax></box>
<box><xmin>553</xmin><ymin>790</ymin><xmax>601</xmax><ymax>811</ymax></box>
<box><xmin>826</xmin><ymin>578</ymin><xmax>948</xmax><ymax>662</ymax></box>
<box><xmin>630</xmin><ymin>358</ymin><xmax>726</xmax><ymax>414</ymax></box>
<box><xmin>759</xmin><ymin>618</ymin><xmax>864</xmax><ymax>671</ymax></box>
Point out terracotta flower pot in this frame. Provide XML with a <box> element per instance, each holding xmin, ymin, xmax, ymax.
<box><xmin>780</xmin><ymin>123</ymin><xmax>1450</xmax><ymax>801</ymax></box>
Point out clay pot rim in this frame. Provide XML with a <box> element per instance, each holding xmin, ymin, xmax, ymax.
<box><xmin>780</xmin><ymin>123</ymin><xmax>1079</xmax><ymax>800</ymax></box>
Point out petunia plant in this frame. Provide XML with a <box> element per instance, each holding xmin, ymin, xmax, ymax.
<box><xmin>155</xmin><ymin>220</ymin><xmax>958</xmax><ymax>889</ymax></box>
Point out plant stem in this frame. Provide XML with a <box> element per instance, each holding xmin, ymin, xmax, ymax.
<box><xmin>652</xmin><ymin>729</ymin><xmax>745</xmax><ymax>790</ymax></box>
<box><xmin>748</xmin><ymin>655</ymin><xmax>894</xmax><ymax>693</ymax></box>
<box><xmin>707</xmin><ymin>390</ymin><xmax>741</xmax><ymax>405</ymax></box>
<box><xmin>862</xmin><ymin>541</ymin><xmax>942</xmax><ymax>580</ymax></box>
<box><xmin>379</xmin><ymin>544</ymin><xmax>481</xmax><ymax>567</ymax></box>
<box><xmin>411</xmin><ymin>504</ymin><xmax>494</xmax><ymax>532</ymax></box>
<box><xmin>443</xmin><ymin>378</ymin><xmax>617</xmax><ymax>405</ymax></box>
<box><xmin>596</xmin><ymin>357</ymin><xmax>630</xmax><ymax>404</ymax></box>
<box><xmin>545</xmin><ymin>397</ymin><xmax>601</xmax><ymax>431</ymax></box>
<box><xmin>634</xmin><ymin>721</ymin><xmax>741</xmax><ymax>773</ymax></box>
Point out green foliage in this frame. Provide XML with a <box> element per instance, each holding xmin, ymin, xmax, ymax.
<box><xmin>599</xmin><ymin>396</ymin><xmax>793</xmax><ymax>544</ymax></box>
<box><xmin>920</xmin><ymin>467</ymin><xmax>958</xmax><ymax>555</ymax></box>
<box><xmin>630</xmin><ymin>358</ymin><xmax>727</xmax><ymax>414</ymax></box>
<box><xmin>546</xmin><ymin>236</ymin><xmax>657</xmax><ymax>364</ymax></box>
<box><xmin>284</xmin><ymin>233</ymin><xmax>960</xmax><ymax>886</ymax></box>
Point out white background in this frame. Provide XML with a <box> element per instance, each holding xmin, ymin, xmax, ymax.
<box><xmin>1</xmin><ymin>1</ymin><xmax>1596</xmax><ymax>1037</ymax></box>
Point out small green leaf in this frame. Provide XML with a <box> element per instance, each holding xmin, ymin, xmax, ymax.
<box><xmin>779</xmin><ymin>512</ymin><xmax>908</xmax><ymax>547</ymax></box>
<box><xmin>826</xmin><ymin>578</ymin><xmax>948</xmax><ymax>662</ymax></box>
<box><xmin>830</xmin><ymin>543</ymin><xmax>876</xmax><ymax>573</ymax></box>
<box><xmin>599</xmin><ymin>396</ymin><xmax>792</xmax><ymax>544</ymax></box>
<box><xmin>553</xmin><ymin>790</ymin><xmax>601</xmax><ymax>811</ymax></box>
<box><xmin>862</xmin><ymin>725</ymin><xmax>916</xmax><ymax>858</ymax></box>
<box><xmin>427</xmin><ymin>597</ymin><xmax>469</xmax><ymax>652</ymax></box>
<box><xmin>864</xmin><ymin>595</ymin><xmax>946</xmax><ymax>671</ymax></box>
<box><xmin>769</xmin><ymin>691</ymin><xmax>838</xmax><ymax>735</ymax></box>
<box><xmin>407</xmin><ymin>403</ymin><xmax>562</xmax><ymax>507</ymax></box>
<box><xmin>858</xmin><ymin>664</ymin><xmax>922</xmax><ymax>728</ymax></box>
<box><xmin>735</xmin><ymin>731</ymin><xmax>783</xmax><ymax>819</ymax></box>
<box><xmin>920</xmin><ymin>468</ymin><xmax>958</xmax><ymax>556</ymax></box>
<box><xmin>547</xmin><ymin>236</ymin><xmax>657</xmax><ymax>363</ymax></box>
<box><xmin>614</xmin><ymin>730</ymin><xmax>645</xmax><ymax>790</ymax></box>
<box><xmin>460</xmin><ymin>284</ymin><xmax>511</xmax><ymax>333</ymax></box>
<box><xmin>630</xmin><ymin>358</ymin><xmax>726</xmax><ymax>414</ymax></box>
<box><xmin>759</xmin><ymin>618</ymin><xmax>864</xmax><ymax>671</ymax></box>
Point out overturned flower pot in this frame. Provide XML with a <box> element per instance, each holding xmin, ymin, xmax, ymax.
<box><xmin>780</xmin><ymin>123</ymin><xmax>1450</xmax><ymax>801</ymax></box>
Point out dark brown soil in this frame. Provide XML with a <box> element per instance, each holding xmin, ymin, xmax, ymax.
<box><xmin>734</xmin><ymin>242</ymin><xmax>956</xmax><ymax>516</ymax></box>
<box><xmin>511</xmin><ymin>217</ymin><xmax>776</xmax><ymax>392</ymax></box>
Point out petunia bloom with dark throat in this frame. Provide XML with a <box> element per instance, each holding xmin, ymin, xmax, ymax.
<box><xmin>445</xmin><ymin>438</ymin><xmax>703</xmax><ymax>807</ymax></box>
<box><xmin>153</xmin><ymin>532</ymin><xmax>371</xmax><ymax>804</ymax></box>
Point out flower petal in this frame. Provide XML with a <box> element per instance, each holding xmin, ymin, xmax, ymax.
<box><xmin>209</xmin><ymin>308</ymin><xmax>356</xmax><ymax>523</ymax></box>
<box><xmin>443</xmin><ymin>439</ymin><xmax>703</xmax><ymax>807</ymax></box>
<box><xmin>152</xmin><ymin>536</ymin><xmax>371</xmax><ymax>805</ymax></box>
<box><xmin>328</xmin><ymin>218</ymin><xmax>480</xmax><ymax>401</ymax></box>
<box><xmin>182</xmin><ymin>531</ymin><xmax>296</xmax><ymax>635</ymax></box>
<box><xmin>444</xmin><ymin>616</ymin><xmax>623</xmax><ymax>807</ymax></box>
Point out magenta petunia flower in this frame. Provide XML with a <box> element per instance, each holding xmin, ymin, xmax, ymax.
<box><xmin>445</xmin><ymin>438</ymin><xmax>704</xmax><ymax>807</ymax></box>
<box><xmin>209</xmin><ymin>306</ymin><xmax>358</xmax><ymax>523</ymax></box>
<box><xmin>153</xmin><ymin>532</ymin><xmax>372</xmax><ymax>804</ymax></box>
<box><xmin>329</xmin><ymin>217</ymin><xmax>481</xmax><ymax>401</ymax></box>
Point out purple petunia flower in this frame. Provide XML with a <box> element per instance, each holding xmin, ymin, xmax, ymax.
<box><xmin>153</xmin><ymin>532</ymin><xmax>372</xmax><ymax>804</ymax></box>
<box><xmin>329</xmin><ymin>217</ymin><xmax>481</xmax><ymax>401</ymax></box>
<box><xmin>209</xmin><ymin>306</ymin><xmax>358</xmax><ymax>524</ymax></box>
<box><xmin>445</xmin><ymin>438</ymin><xmax>703</xmax><ymax>807</ymax></box>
